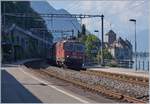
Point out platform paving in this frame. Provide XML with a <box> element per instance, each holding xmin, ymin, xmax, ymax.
<box><xmin>1</xmin><ymin>65</ymin><xmax>98</xmax><ymax>103</ymax></box>
<box><xmin>88</xmin><ymin>67</ymin><xmax>149</xmax><ymax>78</ymax></box>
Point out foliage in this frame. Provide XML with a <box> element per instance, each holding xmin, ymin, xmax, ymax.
<box><xmin>1</xmin><ymin>1</ymin><xmax>53</xmax><ymax>42</ymax></box>
<box><xmin>82</xmin><ymin>34</ymin><xmax>100</xmax><ymax>58</ymax></box>
<box><xmin>107</xmin><ymin>60</ymin><xmax>118</xmax><ymax>67</ymax></box>
<box><xmin>96</xmin><ymin>48</ymin><xmax>113</xmax><ymax>63</ymax></box>
<box><xmin>78</xmin><ymin>24</ymin><xmax>86</xmax><ymax>38</ymax></box>
<box><xmin>81</xmin><ymin>24</ymin><xmax>86</xmax><ymax>36</ymax></box>
<box><xmin>96</xmin><ymin>50</ymin><xmax>101</xmax><ymax>63</ymax></box>
<box><xmin>103</xmin><ymin>48</ymin><xmax>113</xmax><ymax>59</ymax></box>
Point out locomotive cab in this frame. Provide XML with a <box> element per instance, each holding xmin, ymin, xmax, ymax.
<box><xmin>55</xmin><ymin>40</ymin><xmax>86</xmax><ymax>70</ymax></box>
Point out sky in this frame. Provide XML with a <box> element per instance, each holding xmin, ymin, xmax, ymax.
<box><xmin>37</xmin><ymin>0</ymin><xmax>149</xmax><ymax>52</ymax></box>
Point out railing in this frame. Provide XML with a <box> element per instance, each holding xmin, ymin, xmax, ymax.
<box><xmin>105</xmin><ymin>59</ymin><xmax>149</xmax><ymax>71</ymax></box>
<box><xmin>137</xmin><ymin>61</ymin><xmax>149</xmax><ymax>71</ymax></box>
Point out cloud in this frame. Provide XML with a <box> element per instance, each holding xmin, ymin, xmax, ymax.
<box><xmin>47</xmin><ymin>0</ymin><xmax>148</xmax><ymax>34</ymax></box>
<box><xmin>47</xmin><ymin>0</ymin><xmax>149</xmax><ymax>51</ymax></box>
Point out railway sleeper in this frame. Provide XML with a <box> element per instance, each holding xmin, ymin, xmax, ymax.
<box><xmin>83</xmin><ymin>71</ymin><xmax>148</xmax><ymax>86</ymax></box>
<box><xmin>88</xmin><ymin>70</ymin><xmax>148</xmax><ymax>81</ymax></box>
<box><xmin>39</xmin><ymin>69</ymin><xmax>146</xmax><ymax>103</ymax></box>
<box><xmin>122</xmin><ymin>95</ymin><xmax>146</xmax><ymax>103</ymax></box>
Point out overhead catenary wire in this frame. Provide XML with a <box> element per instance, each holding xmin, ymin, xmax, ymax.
<box><xmin>65</xmin><ymin>1</ymin><xmax>80</xmax><ymax>11</ymax></box>
<box><xmin>66</xmin><ymin>1</ymin><xmax>82</xmax><ymax>12</ymax></box>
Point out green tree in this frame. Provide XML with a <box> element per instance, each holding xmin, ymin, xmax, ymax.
<box><xmin>1</xmin><ymin>1</ymin><xmax>53</xmax><ymax>42</ymax></box>
<box><xmin>81</xmin><ymin>24</ymin><xmax>86</xmax><ymax>36</ymax></box>
<box><xmin>77</xmin><ymin>24</ymin><xmax>86</xmax><ymax>39</ymax></box>
<box><xmin>97</xmin><ymin>48</ymin><xmax>113</xmax><ymax>61</ymax></box>
<box><xmin>83</xmin><ymin>35</ymin><xmax>100</xmax><ymax>58</ymax></box>
<box><xmin>103</xmin><ymin>48</ymin><xmax>113</xmax><ymax>59</ymax></box>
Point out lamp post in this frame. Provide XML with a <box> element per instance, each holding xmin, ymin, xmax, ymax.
<box><xmin>129</xmin><ymin>19</ymin><xmax>137</xmax><ymax>71</ymax></box>
<box><xmin>101</xmin><ymin>14</ymin><xmax>104</xmax><ymax>66</ymax></box>
<box><xmin>94</xmin><ymin>30</ymin><xmax>102</xmax><ymax>65</ymax></box>
<box><xmin>94</xmin><ymin>30</ymin><xmax>99</xmax><ymax>64</ymax></box>
<box><xmin>94</xmin><ymin>30</ymin><xmax>99</xmax><ymax>37</ymax></box>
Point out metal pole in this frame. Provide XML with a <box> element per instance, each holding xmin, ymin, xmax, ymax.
<box><xmin>51</xmin><ymin>15</ymin><xmax>53</xmax><ymax>28</ymax></box>
<box><xmin>148</xmin><ymin>61</ymin><xmax>149</xmax><ymax>71</ymax></box>
<box><xmin>129</xmin><ymin>19</ymin><xmax>137</xmax><ymax>71</ymax></box>
<box><xmin>80</xmin><ymin>17</ymin><xmax>82</xmax><ymax>25</ymax></box>
<box><xmin>94</xmin><ymin>30</ymin><xmax>100</xmax><ymax>64</ymax></box>
<box><xmin>138</xmin><ymin>61</ymin><xmax>140</xmax><ymax>69</ymax></box>
<box><xmin>98</xmin><ymin>31</ymin><xmax>100</xmax><ymax>64</ymax></box>
<box><xmin>44</xmin><ymin>31</ymin><xmax>46</xmax><ymax>58</ymax></box>
<box><xmin>97</xmin><ymin>31</ymin><xmax>100</xmax><ymax>65</ymax></box>
<box><xmin>72</xmin><ymin>29</ymin><xmax>74</xmax><ymax>37</ymax></box>
<box><xmin>135</xmin><ymin>21</ymin><xmax>137</xmax><ymax>71</ymax></box>
<box><xmin>143</xmin><ymin>61</ymin><xmax>144</xmax><ymax>70</ymax></box>
<box><xmin>101</xmin><ymin>14</ymin><xmax>104</xmax><ymax>65</ymax></box>
<box><xmin>3</xmin><ymin>2</ymin><xmax>5</xmax><ymax>28</ymax></box>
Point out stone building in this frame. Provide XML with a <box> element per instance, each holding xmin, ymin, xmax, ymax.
<box><xmin>2</xmin><ymin>24</ymin><xmax>52</xmax><ymax>62</ymax></box>
<box><xmin>105</xmin><ymin>30</ymin><xmax>132</xmax><ymax>61</ymax></box>
<box><xmin>106</xmin><ymin>30</ymin><xmax>116</xmax><ymax>45</ymax></box>
<box><xmin>108</xmin><ymin>37</ymin><xmax>132</xmax><ymax>61</ymax></box>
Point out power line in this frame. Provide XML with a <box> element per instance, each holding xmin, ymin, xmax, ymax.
<box><xmin>70</xmin><ymin>20</ymin><xmax>80</xmax><ymax>32</ymax></box>
<box><xmin>67</xmin><ymin>1</ymin><xmax>82</xmax><ymax>11</ymax></box>
<box><xmin>65</xmin><ymin>1</ymin><xmax>80</xmax><ymax>11</ymax></box>
<box><xmin>3</xmin><ymin>13</ymin><xmax>103</xmax><ymax>18</ymax></box>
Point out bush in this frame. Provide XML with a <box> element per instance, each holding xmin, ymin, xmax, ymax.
<box><xmin>107</xmin><ymin>60</ymin><xmax>118</xmax><ymax>67</ymax></box>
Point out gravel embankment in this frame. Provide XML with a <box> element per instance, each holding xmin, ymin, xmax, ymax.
<box><xmin>45</xmin><ymin>66</ymin><xmax>149</xmax><ymax>100</ymax></box>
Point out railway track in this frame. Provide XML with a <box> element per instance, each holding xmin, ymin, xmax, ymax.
<box><xmin>80</xmin><ymin>70</ymin><xmax>149</xmax><ymax>87</ymax></box>
<box><xmin>22</xmin><ymin>59</ymin><xmax>148</xmax><ymax>103</ymax></box>
<box><xmin>32</xmin><ymin>68</ymin><xmax>147</xmax><ymax>103</ymax></box>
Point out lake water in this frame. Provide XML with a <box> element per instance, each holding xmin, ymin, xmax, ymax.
<box><xmin>132</xmin><ymin>56</ymin><xmax>149</xmax><ymax>71</ymax></box>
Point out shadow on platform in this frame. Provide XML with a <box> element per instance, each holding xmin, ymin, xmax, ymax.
<box><xmin>24</xmin><ymin>60</ymin><xmax>50</xmax><ymax>69</ymax></box>
<box><xmin>1</xmin><ymin>70</ymin><xmax>42</xmax><ymax>103</ymax></box>
<box><xmin>1</xmin><ymin>64</ymin><xmax>19</xmax><ymax>67</ymax></box>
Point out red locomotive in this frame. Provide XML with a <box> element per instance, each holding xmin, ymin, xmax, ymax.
<box><xmin>51</xmin><ymin>39</ymin><xmax>86</xmax><ymax>70</ymax></box>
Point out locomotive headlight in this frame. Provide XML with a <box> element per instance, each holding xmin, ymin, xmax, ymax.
<box><xmin>67</xmin><ymin>55</ymin><xmax>69</xmax><ymax>58</ymax></box>
<box><xmin>82</xmin><ymin>63</ymin><xmax>85</xmax><ymax>67</ymax></box>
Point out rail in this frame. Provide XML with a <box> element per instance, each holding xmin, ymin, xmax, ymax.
<box><xmin>21</xmin><ymin>59</ymin><xmax>148</xmax><ymax>103</ymax></box>
<box><xmin>37</xmin><ymin>69</ymin><xmax>146</xmax><ymax>103</ymax></box>
<box><xmin>80</xmin><ymin>70</ymin><xmax>149</xmax><ymax>86</ymax></box>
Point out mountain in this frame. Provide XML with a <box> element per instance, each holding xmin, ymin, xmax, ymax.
<box><xmin>30</xmin><ymin>1</ymin><xmax>81</xmax><ymax>42</ymax></box>
<box><xmin>1</xmin><ymin>1</ymin><xmax>53</xmax><ymax>43</ymax></box>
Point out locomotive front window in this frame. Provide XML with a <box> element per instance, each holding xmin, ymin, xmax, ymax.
<box><xmin>75</xmin><ymin>44</ymin><xmax>85</xmax><ymax>52</ymax></box>
<box><xmin>64</xmin><ymin>43</ymin><xmax>73</xmax><ymax>51</ymax></box>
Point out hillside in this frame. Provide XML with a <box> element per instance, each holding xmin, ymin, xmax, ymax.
<box><xmin>31</xmin><ymin>1</ymin><xmax>81</xmax><ymax>42</ymax></box>
<box><xmin>1</xmin><ymin>1</ymin><xmax>53</xmax><ymax>42</ymax></box>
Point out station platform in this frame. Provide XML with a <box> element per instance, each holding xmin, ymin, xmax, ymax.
<box><xmin>2</xmin><ymin>67</ymin><xmax>93</xmax><ymax>103</ymax></box>
<box><xmin>87</xmin><ymin>67</ymin><xmax>149</xmax><ymax>78</ymax></box>
<box><xmin>2</xmin><ymin>59</ymin><xmax>116</xmax><ymax>103</ymax></box>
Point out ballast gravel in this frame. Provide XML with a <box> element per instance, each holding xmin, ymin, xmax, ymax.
<box><xmin>45</xmin><ymin>66</ymin><xmax>149</xmax><ymax>100</ymax></box>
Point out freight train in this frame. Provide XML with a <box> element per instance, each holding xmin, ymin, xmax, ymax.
<box><xmin>51</xmin><ymin>39</ymin><xmax>86</xmax><ymax>70</ymax></box>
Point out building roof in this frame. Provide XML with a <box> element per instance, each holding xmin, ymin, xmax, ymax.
<box><xmin>5</xmin><ymin>24</ymin><xmax>52</xmax><ymax>46</ymax></box>
<box><xmin>110</xmin><ymin>37</ymin><xmax>132</xmax><ymax>49</ymax></box>
<box><xmin>105</xmin><ymin>30</ymin><xmax>116</xmax><ymax>36</ymax></box>
<box><xmin>125</xmin><ymin>39</ymin><xmax>132</xmax><ymax>48</ymax></box>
